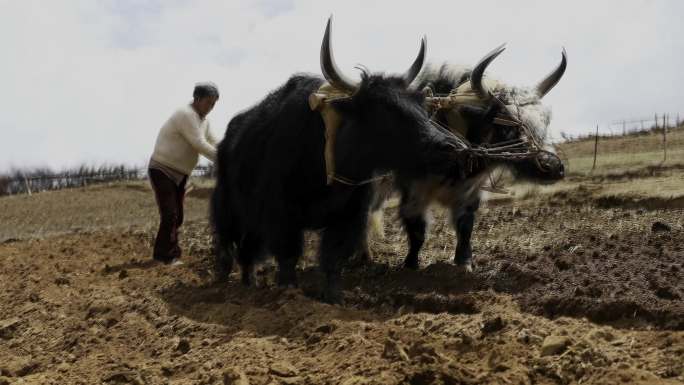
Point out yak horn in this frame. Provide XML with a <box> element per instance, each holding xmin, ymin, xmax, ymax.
<box><xmin>403</xmin><ymin>36</ymin><xmax>427</xmax><ymax>85</ymax></box>
<box><xmin>536</xmin><ymin>48</ymin><xmax>567</xmax><ymax>98</ymax></box>
<box><xmin>470</xmin><ymin>43</ymin><xmax>506</xmax><ymax>98</ymax></box>
<box><xmin>320</xmin><ymin>16</ymin><xmax>358</xmax><ymax>93</ymax></box>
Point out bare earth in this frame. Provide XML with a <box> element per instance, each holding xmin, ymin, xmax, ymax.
<box><xmin>0</xmin><ymin>174</ymin><xmax>682</xmax><ymax>385</ymax></box>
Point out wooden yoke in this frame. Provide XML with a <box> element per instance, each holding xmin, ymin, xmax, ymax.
<box><xmin>308</xmin><ymin>82</ymin><xmax>351</xmax><ymax>185</ymax></box>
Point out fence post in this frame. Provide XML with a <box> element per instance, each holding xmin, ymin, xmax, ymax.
<box><xmin>662</xmin><ymin>114</ymin><xmax>668</xmax><ymax>163</ymax></box>
<box><xmin>23</xmin><ymin>173</ymin><xmax>32</xmax><ymax>196</ymax></box>
<box><xmin>654</xmin><ymin>113</ymin><xmax>658</xmax><ymax>130</ymax></box>
<box><xmin>592</xmin><ymin>125</ymin><xmax>599</xmax><ymax>171</ymax></box>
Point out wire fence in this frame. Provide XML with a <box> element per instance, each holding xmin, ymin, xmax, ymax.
<box><xmin>558</xmin><ymin>112</ymin><xmax>684</xmax><ymax>174</ymax></box>
<box><xmin>0</xmin><ymin>164</ymin><xmax>216</xmax><ymax>197</ymax></box>
<box><xmin>560</xmin><ymin>112</ymin><xmax>681</xmax><ymax>141</ymax></box>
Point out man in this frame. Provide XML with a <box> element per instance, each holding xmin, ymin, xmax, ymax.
<box><xmin>148</xmin><ymin>82</ymin><xmax>220</xmax><ymax>265</ymax></box>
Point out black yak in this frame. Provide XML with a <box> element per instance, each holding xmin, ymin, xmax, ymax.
<box><xmin>211</xmin><ymin>18</ymin><xmax>467</xmax><ymax>303</ymax></box>
<box><xmin>363</xmin><ymin>44</ymin><xmax>568</xmax><ymax>272</ymax></box>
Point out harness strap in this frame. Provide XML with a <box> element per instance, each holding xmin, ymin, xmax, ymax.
<box><xmin>309</xmin><ymin>82</ymin><xmax>352</xmax><ymax>185</ymax></box>
<box><xmin>328</xmin><ymin>173</ymin><xmax>391</xmax><ymax>186</ymax></box>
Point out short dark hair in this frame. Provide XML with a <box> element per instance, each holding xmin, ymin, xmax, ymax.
<box><xmin>193</xmin><ymin>82</ymin><xmax>219</xmax><ymax>99</ymax></box>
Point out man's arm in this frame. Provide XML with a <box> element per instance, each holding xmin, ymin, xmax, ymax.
<box><xmin>205</xmin><ymin>122</ymin><xmax>220</xmax><ymax>146</ymax></box>
<box><xmin>177</xmin><ymin>112</ymin><xmax>217</xmax><ymax>162</ymax></box>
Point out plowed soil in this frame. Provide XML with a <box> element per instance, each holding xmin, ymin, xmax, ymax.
<box><xmin>0</xmin><ymin>181</ymin><xmax>682</xmax><ymax>384</ymax></box>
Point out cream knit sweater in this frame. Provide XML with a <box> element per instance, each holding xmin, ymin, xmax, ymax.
<box><xmin>150</xmin><ymin>104</ymin><xmax>219</xmax><ymax>175</ymax></box>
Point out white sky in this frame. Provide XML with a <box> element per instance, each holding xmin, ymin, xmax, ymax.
<box><xmin>1</xmin><ymin>0</ymin><xmax>682</xmax><ymax>171</ymax></box>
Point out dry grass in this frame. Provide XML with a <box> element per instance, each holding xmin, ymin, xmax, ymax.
<box><xmin>558</xmin><ymin>128</ymin><xmax>684</xmax><ymax>175</ymax></box>
<box><xmin>564</xmin><ymin>150</ymin><xmax>684</xmax><ymax>175</ymax></box>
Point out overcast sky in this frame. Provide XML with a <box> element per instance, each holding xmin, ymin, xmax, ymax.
<box><xmin>1</xmin><ymin>0</ymin><xmax>682</xmax><ymax>172</ymax></box>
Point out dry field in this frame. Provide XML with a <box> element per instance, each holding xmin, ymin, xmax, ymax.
<box><xmin>0</xmin><ymin>159</ymin><xmax>683</xmax><ymax>384</ymax></box>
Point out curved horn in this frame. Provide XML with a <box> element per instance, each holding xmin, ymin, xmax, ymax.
<box><xmin>320</xmin><ymin>16</ymin><xmax>358</xmax><ymax>93</ymax></box>
<box><xmin>536</xmin><ymin>48</ymin><xmax>567</xmax><ymax>98</ymax></box>
<box><xmin>403</xmin><ymin>36</ymin><xmax>427</xmax><ymax>85</ymax></box>
<box><xmin>470</xmin><ymin>43</ymin><xmax>506</xmax><ymax>98</ymax></box>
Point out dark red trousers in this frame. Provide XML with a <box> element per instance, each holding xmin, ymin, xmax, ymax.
<box><xmin>149</xmin><ymin>168</ymin><xmax>187</xmax><ymax>262</ymax></box>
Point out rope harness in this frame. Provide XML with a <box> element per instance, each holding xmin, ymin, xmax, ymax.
<box><xmin>424</xmin><ymin>86</ymin><xmax>545</xmax><ymax>162</ymax></box>
<box><xmin>309</xmin><ymin>82</ymin><xmax>547</xmax><ymax>190</ymax></box>
<box><xmin>309</xmin><ymin>83</ymin><xmax>390</xmax><ymax>186</ymax></box>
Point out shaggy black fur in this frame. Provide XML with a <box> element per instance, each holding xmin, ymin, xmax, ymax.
<box><xmin>211</xmin><ymin>72</ymin><xmax>466</xmax><ymax>303</ymax></box>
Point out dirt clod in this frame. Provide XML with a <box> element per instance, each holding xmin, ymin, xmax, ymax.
<box><xmin>103</xmin><ymin>370</ymin><xmax>144</xmax><ymax>385</ymax></box>
<box><xmin>382</xmin><ymin>339</ymin><xmax>410</xmax><ymax>362</ymax></box>
<box><xmin>176</xmin><ymin>339</ymin><xmax>191</xmax><ymax>354</ymax></box>
<box><xmin>651</xmin><ymin>221</ymin><xmax>672</xmax><ymax>232</ymax></box>
<box><xmin>540</xmin><ymin>335</ymin><xmax>571</xmax><ymax>356</ymax></box>
<box><xmin>481</xmin><ymin>316</ymin><xmax>505</xmax><ymax>334</ymax></box>
<box><xmin>315</xmin><ymin>323</ymin><xmax>336</xmax><ymax>334</ymax></box>
<box><xmin>0</xmin><ymin>318</ymin><xmax>21</xmax><ymax>340</ymax></box>
<box><xmin>341</xmin><ymin>376</ymin><xmax>370</xmax><ymax>385</ymax></box>
<box><xmin>269</xmin><ymin>362</ymin><xmax>298</xmax><ymax>377</ymax></box>
<box><xmin>223</xmin><ymin>368</ymin><xmax>249</xmax><ymax>385</ymax></box>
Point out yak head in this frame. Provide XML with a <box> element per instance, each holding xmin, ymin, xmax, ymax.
<box><xmin>421</xmin><ymin>44</ymin><xmax>567</xmax><ymax>182</ymax></box>
<box><xmin>319</xmin><ymin>17</ymin><xmax>462</xmax><ymax>183</ymax></box>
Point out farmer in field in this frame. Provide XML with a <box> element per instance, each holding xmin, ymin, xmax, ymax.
<box><xmin>148</xmin><ymin>82</ymin><xmax>220</xmax><ymax>265</ymax></box>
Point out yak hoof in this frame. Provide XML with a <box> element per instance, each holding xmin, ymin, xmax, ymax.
<box><xmin>276</xmin><ymin>268</ymin><xmax>298</xmax><ymax>288</ymax></box>
<box><xmin>277</xmin><ymin>277</ymin><xmax>298</xmax><ymax>289</ymax></box>
<box><xmin>240</xmin><ymin>266</ymin><xmax>256</xmax><ymax>287</ymax></box>
<box><xmin>213</xmin><ymin>252</ymin><xmax>233</xmax><ymax>282</ymax></box>
<box><xmin>349</xmin><ymin>251</ymin><xmax>372</xmax><ymax>268</ymax></box>
<box><xmin>214</xmin><ymin>272</ymin><xmax>230</xmax><ymax>283</ymax></box>
<box><xmin>321</xmin><ymin>288</ymin><xmax>343</xmax><ymax>304</ymax></box>
<box><xmin>456</xmin><ymin>260</ymin><xmax>474</xmax><ymax>273</ymax></box>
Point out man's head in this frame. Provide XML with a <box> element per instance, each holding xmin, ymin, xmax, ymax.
<box><xmin>192</xmin><ymin>82</ymin><xmax>219</xmax><ymax>118</ymax></box>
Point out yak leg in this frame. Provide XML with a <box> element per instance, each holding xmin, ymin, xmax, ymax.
<box><xmin>355</xmin><ymin>233</ymin><xmax>373</xmax><ymax>265</ymax></box>
<box><xmin>236</xmin><ymin>234</ymin><xmax>261</xmax><ymax>286</ymax></box>
<box><xmin>213</xmin><ymin>237</ymin><xmax>235</xmax><ymax>282</ymax></box>
<box><xmin>354</xmin><ymin>179</ymin><xmax>390</xmax><ymax>264</ymax></box>
<box><xmin>354</xmin><ymin>208</ymin><xmax>382</xmax><ymax>264</ymax></box>
<box><xmin>452</xmin><ymin>198</ymin><xmax>480</xmax><ymax>272</ymax></box>
<box><xmin>351</xmin><ymin>214</ymin><xmax>376</xmax><ymax>265</ymax></box>
<box><xmin>399</xmin><ymin>194</ymin><xmax>429</xmax><ymax>270</ymax></box>
<box><xmin>320</xmin><ymin>208</ymin><xmax>368</xmax><ymax>304</ymax></box>
<box><xmin>368</xmin><ymin>177</ymin><xmax>392</xmax><ymax>240</ymax></box>
<box><xmin>212</xmin><ymin>227</ymin><xmax>234</xmax><ymax>282</ymax></box>
<box><xmin>271</xmin><ymin>230</ymin><xmax>304</xmax><ymax>288</ymax></box>
<box><xmin>210</xmin><ymin>182</ymin><xmax>235</xmax><ymax>281</ymax></box>
<box><xmin>401</xmin><ymin>214</ymin><xmax>427</xmax><ymax>270</ymax></box>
